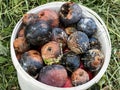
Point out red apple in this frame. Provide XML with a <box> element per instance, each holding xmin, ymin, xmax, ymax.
<box><xmin>63</xmin><ymin>77</ymin><xmax>73</xmax><ymax>88</ymax></box>
<box><xmin>87</xmin><ymin>71</ymin><xmax>94</xmax><ymax>80</ymax></box>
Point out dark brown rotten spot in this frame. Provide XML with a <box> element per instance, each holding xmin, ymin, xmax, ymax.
<box><xmin>91</xmin><ymin>56</ymin><xmax>102</xmax><ymax>67</ymax></box>
<box><xmin>47</xmin><ymin>47</ymin><xmax>52</xmax><ymax>51</ymax></box>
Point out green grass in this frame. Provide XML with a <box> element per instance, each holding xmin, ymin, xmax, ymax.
<box><xmin>0</xmin><ymin>0</ymin><xmax>120</xmax><ymax>90</ymax></box>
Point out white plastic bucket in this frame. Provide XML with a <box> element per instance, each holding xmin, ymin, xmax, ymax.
<box><xmin>10</xmin><ymin>2</ymin><xmax>111</xmax><ymax>90</ymax></box>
